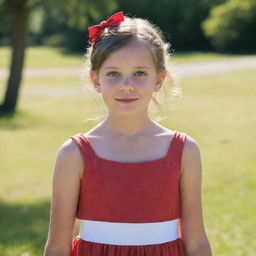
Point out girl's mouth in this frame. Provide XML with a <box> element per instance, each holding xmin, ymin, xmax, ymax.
<box><xmin>115</xmin><ymin>98</ymin><xmax>138</xmax><ymax>103</ymax></box>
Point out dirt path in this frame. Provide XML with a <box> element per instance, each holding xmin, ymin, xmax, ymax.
<box><xmin>1</xmin><ymin>55</ymin><xmax>256</xmax><ymax>79</ymax></box>
<box><xmin>173</xmin><ymin>55</ymin><xmax>256</xmax><ymax>77</ymax></box>
<box><xmin>1</xmin><ymin>56</ymin><xmax>255</xmax><ymax>97</ymax></box>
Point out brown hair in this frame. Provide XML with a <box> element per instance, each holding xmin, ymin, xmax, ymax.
<box><xmin>81</xmin><ymin>15</ymin><xmax>182</xmax><ymax>122</ymax></box>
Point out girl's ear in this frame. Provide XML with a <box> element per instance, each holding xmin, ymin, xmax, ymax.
<box><xmin>89</xmin><ymin>71</ymin><xmax>101</xmax><ymax>92</ymax></box>
<box><xmin>154</xmin><ymin>70</ymin><xmax>167</xmax><ymax>92</ymax></box>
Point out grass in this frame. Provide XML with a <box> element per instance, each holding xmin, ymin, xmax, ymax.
<box><xmin>0</xmin><ymin>46</ymin><xmax>84</xmax><ymax>69</ymax></box>
<box><xmin>170</xmin><ymin>50</ymin><xmax>238</xmax><ymax>63</ymax></box>
<box><xmin>0</xmin><ymin>46</ymin><xmax>243</xmax><ymax>69</ymax></box>
<box><xmin>0</xmin><ymin>47</ymin><xmax>256</xmax><ymax>255</ymax></box>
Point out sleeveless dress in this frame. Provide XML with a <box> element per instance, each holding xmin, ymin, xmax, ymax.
<box><xmin>69</xmin><ymin>130</ymin><xmax>187</xmax><ymax>256</ymax></box>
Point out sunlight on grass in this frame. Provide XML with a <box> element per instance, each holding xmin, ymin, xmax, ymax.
<box><xmin>0</xmin><ymin>46</ymin><xmax>84</xmax><ymax>69</ymax></box>
<box><xmin>0</xmin><ymin>46</ymin><xmax>242</xmax><ymax>69</ymax></box>
<box><xmin>171</xmin><ymin>50</ymin><xmax>238</xmax><ymax>63</ymax></box>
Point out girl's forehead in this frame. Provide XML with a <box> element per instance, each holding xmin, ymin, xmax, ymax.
<box><xmin>101</xmin><ymin>42</ymin><xmax>155</xmax><ymax>68</ymax></box>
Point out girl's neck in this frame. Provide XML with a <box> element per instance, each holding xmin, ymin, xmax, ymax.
<box><xmin>100</xmin><ymin>113</ymin><xmax>158</xmax><ymax>138</ymax></box>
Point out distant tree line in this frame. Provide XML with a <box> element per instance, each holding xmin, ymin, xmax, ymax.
<box><xmin>0</xmin><ymin>0</ymin><xmax>255</xmax><ymax>53</ymax></box>
<box><xmin>203</xmin><ymin>0</ymin><xmax>256</xmax><ymax>52</ymax></box>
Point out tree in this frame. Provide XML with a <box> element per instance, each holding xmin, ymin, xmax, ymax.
<box><xmin>116</xmin><ymin>0</ymin><xmax>227</xmax><ymax>51</ymax></box>
<box><xmin>0</xmin><ymin>0</ymin><xmax>31</xmax><ymax>113</ymax></box>
<box><xmin>40</xmin><ymin>0</ymin><xmax>117</xmax><ymax>51</ymax></box>
<box><xmin>0</xmin><ymin>0</ymin><xmax>117</xmax><ymax>115</ymax></box>
<box><xmin>202</xmin><ymin>0</ymin><xmax>256</xmax><ymax>52</ymax></box>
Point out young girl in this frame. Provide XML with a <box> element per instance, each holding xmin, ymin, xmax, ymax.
<box><xmin>44</xmin><ymin>11</ymin><xmax>212</xmax><ymax>256</ymax></box>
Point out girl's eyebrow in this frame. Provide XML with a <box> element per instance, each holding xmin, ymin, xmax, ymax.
<box><xmin>103</xmin><ymin>66</ymin><xmax>152</xmax><ymax>69</ymax></box>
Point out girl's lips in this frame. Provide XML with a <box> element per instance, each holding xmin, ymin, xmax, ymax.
<box><xmin>115</xmin><ymin>98</ymin><xmax>138</xmax><ymax>102</ymax></box>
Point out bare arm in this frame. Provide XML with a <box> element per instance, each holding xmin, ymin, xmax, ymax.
<box><xmin>44</xmin><ymin>139</ymin><xmax>83</xmax><ymax>256</ymax></box>
<box><xmin>180</xmin><ymin>136</ymin><xmax>212</xmax><ymax>256</ymax></box>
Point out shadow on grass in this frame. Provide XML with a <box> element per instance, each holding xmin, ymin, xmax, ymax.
<box><xmin>0</xmin><ymin>108</ymin><xmax>44</xmax><ymax>130</ymax></box>
<box><xmin>0</xmin><ymin>199</ymin><xmax>50</xmax><ymax>253</ymax></box>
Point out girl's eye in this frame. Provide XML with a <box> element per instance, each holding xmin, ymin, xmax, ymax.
<box><xmin>106</xmin><ymin>71</ymin><xmax>120</xmax><ymax>77</ymax></box>
<box><xmin>134</xmin><ymin>71</ymin><xmax>147</xmax><ymax>76</ymax></box>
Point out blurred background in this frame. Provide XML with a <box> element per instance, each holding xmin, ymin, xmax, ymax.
<box><xmin>0</xmin><ymin>0</ymin><xmax>255</xmax><ymax>255</ymax></box>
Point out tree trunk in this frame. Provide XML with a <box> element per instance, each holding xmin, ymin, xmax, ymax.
<box><xmin>0</xmin><ymin>0</ymin><xmax>28</xmax><ymax>114</ymax></box>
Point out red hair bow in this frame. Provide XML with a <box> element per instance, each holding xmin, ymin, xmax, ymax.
<box><xmin>88</xmin><ymin>11</ymin><xmax>125</xmax><ymax>46</ymax></box>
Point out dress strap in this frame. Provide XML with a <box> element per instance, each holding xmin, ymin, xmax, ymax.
<box><xmin>70</xmin><ymin>133</ymin><xmax>92</xmax><ymax>165</ymax></box>
<box><xmin>170</xmin><ymin>131</ymin><xmax>187</xmax><ymax>168</ymax></box>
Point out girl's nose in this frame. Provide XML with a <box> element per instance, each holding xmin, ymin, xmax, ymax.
<box><xmin>119</xmin><ymin>77</ymin><xmax>134</xmax><ymax>92</ymax></box>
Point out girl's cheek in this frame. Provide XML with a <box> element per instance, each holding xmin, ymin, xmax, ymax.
<box><xmin>134</xmin><ymin>78</ymin><xmax>152</xmax><ymax>87</ymax></box>
<box><xmin>134</xmin><ymin>78</ymin><xmax>146</xmax><ymax>84</ymax></box>
<box><xmin>101</xmin><ymin>80</ymin><xmax>119</xmax><ymax>91</ymax></box>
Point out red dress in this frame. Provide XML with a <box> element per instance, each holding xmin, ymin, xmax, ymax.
<box><xmin>70</xmin><ymin>130</ymin><xmax>186</xmax><ymax>256</ymax></box>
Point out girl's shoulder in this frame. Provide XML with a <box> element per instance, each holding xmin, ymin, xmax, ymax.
<box><xmin>182</xmin><ymin>132</ymin><xmax>200</xmax><ymax>152</ymax></box>
<box><xmin>180</xmin><ymin>133</ymin><xmax>202</xmax><ymax>176</ymax></box>
<box><xmin>151</xmin><ymin>128</ymin><xmax>201</xmax><ymax>176</ymax></box>
<box><xmin>55</xmin><ymin>138</ymin><xmax>84</xmax><ymax>180</ymax></box>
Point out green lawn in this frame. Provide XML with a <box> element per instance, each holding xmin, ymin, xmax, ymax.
<box><xmin>0</xmin><ymin>46</ymin><xmax>241</xmax><ymax>69</ymax></box>
<box><xmin>0</xmin><ymin>47</ymin><xmax>255</xmax><ymax>255</ymax></box>
<box><xmin>0</xmin><ymin>46</ymin><xmax>84</xmax><ymax>69</ymax></box>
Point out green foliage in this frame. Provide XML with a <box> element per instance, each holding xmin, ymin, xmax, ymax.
<box><xmin>2</xmin><ymin>0</ymin><xmax>256</xmax><ymax>52</ymax></box>
<box><xmin>0</xmin><ymin>1</ymin><xmax>10</xmax><ymax>45</ymax></box>
<box><xmin>0</xmin><ymin>0</ymin><xmax>5</xmax><ymax>17</ymax></box>
<box><xmin>0</xmin><ymin>0</ymin><xmax>118</xmax><ymax>49</ymax></box>
<box><xmin>202</xmin><ymin>0</ymin><xmax>256</xmax><ymax>52</ymax></box>
<box><xmin>0</xmin><ymin>0</ymin><xmax>43</xmax><ymax>45</ymax></box>
<box><xmin>29</xmin><ymin>6</ymin><xmax>44</xmax><ymax>34</ymax></box>
<box><xmin>50</xmin><ymin>0</ymin><xmax>117</xmax><ymax>29</ymax></box>
<box><xmin>116</xmin><ymin>0</ymin><xmax>227</xmax><ymax>51</ymax></box>
<box><xmin>39</xmin><ymin>0</ymin><xmax>118</xmax><ymax>50</ymax></box>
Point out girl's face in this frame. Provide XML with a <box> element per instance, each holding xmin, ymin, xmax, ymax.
<box><xmin>90</xmin><ymin>41</ymin><xmax>166</xmax><ymax>117</ymax></box>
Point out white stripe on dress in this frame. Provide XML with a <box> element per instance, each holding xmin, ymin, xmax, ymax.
<box><xmin>78</xmin><ymin>218</ymin><xmax>179</xmax><ymax>245</ymax></box>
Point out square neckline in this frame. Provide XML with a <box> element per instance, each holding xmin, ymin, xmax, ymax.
<box><xmin>79</xmin><ymin>130</ymin><xmax>177</xmax><ymax>165</ymax></box>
